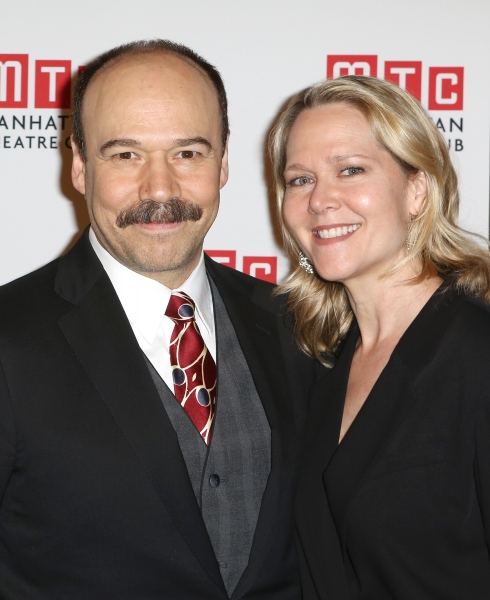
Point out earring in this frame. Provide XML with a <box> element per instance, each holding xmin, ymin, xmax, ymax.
<box><xmin>406</xmin><ymin>214</ymin><xmax>415</xmax><ymax>252</ymax></box>
<box><xmin>299</xmin><ymin>251</ymin><xmax>314</xmax><ymax>274</ymax></box>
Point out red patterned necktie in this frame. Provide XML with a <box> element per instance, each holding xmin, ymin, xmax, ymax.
<box><xmin>165</xmin><ymin>291</ymin><xmax>216</xmax><ymax>444</ymax></box>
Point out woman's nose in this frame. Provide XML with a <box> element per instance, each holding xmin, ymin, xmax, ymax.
<box><xmin>308</xmin><ymin>179</ymin><xmax>341</xmax><ymax>214</ymax></box>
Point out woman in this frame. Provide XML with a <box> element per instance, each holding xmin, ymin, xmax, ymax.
<box><xmin>270</xmin><ymin>75</ymin><xmax>490</xmax><ymax>599</ymax></box>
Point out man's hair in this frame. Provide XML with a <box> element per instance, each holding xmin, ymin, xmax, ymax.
<box><xmin>72</xmin><ymin>39</ymin><xmax>229</xmax><ymax>161</ymax></box>
<box><xmin>269</xmin><ymin>75</ymin><xmax>490</xmax><ymax>365</ymax></box>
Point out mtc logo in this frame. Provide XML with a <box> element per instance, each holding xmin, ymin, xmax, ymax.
<box><xmin>327</xmin><ymin>55</ymin><xmax>464</xmax><ymax>110</ymax></box>
<box><xmin>0</xmin><ymin>54</ymin><xmax>72</xmax><ymax>108</ymax></box>
<box><xmin>205</xmin><ymin>251</ymin><xmax>278</xmax><ymax>284</ymax></box>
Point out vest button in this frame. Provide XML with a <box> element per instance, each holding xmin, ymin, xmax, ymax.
<box><xmin>209</xmin><ymin>474</ymin><xmax>220</xmax><ymax>488</ymax></box>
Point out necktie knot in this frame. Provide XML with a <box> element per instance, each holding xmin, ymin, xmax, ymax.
<box><xmin>165</xmin><ymin>292</ymin><xmax>196</xmax><ymax>322</ymax></box>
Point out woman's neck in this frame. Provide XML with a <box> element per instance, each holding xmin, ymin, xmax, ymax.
<box><xmin>345</xmin><ymin>267</ymin><xmax>443</xmax><ymax>352</ymax></box>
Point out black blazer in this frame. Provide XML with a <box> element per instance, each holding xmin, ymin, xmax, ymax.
<box><xmin>0</xmin><ymin>230</ymin><xmax>315</xmax><ymax>599</ymax></box>
<box><xmin>296</xmin><ymin>285</ymin><xmax>490</xmax><ymax>599</ymax></box>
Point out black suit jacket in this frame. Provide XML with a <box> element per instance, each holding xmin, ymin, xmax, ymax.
<box><xmin>0</xmin><ymin>230</ymin><xmax>315</xmax><ymax>599</ymax></box>
<box><xmin>296</xmin><ymin>285</ymin><xmax>490</xmax><ymax>599</ymax></box>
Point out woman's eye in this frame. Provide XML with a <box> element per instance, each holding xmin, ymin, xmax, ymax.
<box><xmin>340</xmin><ymin>166</ymin><xmax>364</xmax><ymax>176</ymax></box>
<box><xmin>178</xmin><ymin>150</ymin><xmax>198</xmax><ymax>159</ymax></box>
<box><xmin>288</xmin><ymin>176</ymin><xmax>313</xmax><ymax>186</ymax></box>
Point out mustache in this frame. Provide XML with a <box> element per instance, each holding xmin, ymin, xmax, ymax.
<box><xmin>116</xmin><ymin>198</ymin><xmax>203</xmax><ymax>229</ymax></box>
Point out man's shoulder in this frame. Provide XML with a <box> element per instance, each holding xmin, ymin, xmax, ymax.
<box><xmin>0</xmin><ymin>257</ymin><xmax>60</xmax><ymax>305</ymax></box>
<box><xmin>0</xmin><ymin>258</ymin><xmax>66</xmax><ymax>341</ymax></box>
<box><xmin>207</xmin><ymin>255</ymin><xmax>317</xmax><ymax>383</ymax></box>
<box><xmin>205</xmin><ymin>255</ymin><xmax>283</xmax><ymax>312</ymax></box>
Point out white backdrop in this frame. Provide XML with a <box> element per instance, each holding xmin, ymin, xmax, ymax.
<box><xmin>0</xmin><ymin>0</ymin><xmax>488</xmax><ymax>285</ymax></box>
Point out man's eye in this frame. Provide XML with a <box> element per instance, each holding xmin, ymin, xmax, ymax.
<box><xmin>116</xmin><ymin>152</ymin><xmax>136</xmax><ymax>160</ymax></box>
<box><xmin>178</xmin><ymin>150</ymin><xmax>198</xmax><ymax>159</ymax></box>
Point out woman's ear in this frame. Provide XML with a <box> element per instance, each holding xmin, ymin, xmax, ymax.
<box><xmin>408</xmin><ymin>170</ymin><xmax>427</xmax><ymax>217</ymax></box>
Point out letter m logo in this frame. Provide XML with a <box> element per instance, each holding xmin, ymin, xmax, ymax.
<box><xmin>0</xmin><ymin>54</ymin><xmax>28</xmax><ymax>108</ymax></box>
<box><xmin>327</xmin><ymin>55</ymin><xmax>378</xmax><ymax>79</ymax></box>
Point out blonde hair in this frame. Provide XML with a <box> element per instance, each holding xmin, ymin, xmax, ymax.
<box><xmin>270</xmin><ymin>75</ymin><xmax>490</xmax><ymax>366</ymax></box>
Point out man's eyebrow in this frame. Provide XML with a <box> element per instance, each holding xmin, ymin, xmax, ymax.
<box><xmin>173</xmin><ymin>137</ymin><xmax>213</xmax><ymax>150</ymax></box>
<box><xmin>99</xmin><ymin>137</ymin><xmax>214</xmax><ymax>154</ymax></box>
<box><xmin>99</xmin><ymin>139</ymin><xmax>141</xmax><ymax>154</ymax></box>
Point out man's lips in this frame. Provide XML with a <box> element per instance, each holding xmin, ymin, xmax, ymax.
<box><xmin>313</xmin><ymin>223</ymin><xmax>361</xmax><ymax>240</ymax></box>
<box><xmin>135</xmin><ymin>221</ymin><xmax>184</xmax><ymax>231</ymax></box>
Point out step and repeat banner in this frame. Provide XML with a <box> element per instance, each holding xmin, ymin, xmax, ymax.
<box><xmin>0</xmin><ymin>0</ymin><xmax>488</xmax><ymax>285</ymax></box>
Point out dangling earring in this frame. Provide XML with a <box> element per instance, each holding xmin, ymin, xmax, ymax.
<box><xmin>299</xmin><ymin>251</ymin><xmax>314</xmax><ymax>274</ymax></box>
<box><xmin>406</xmin><ymin>214</ymin><xmax>416</xmax><ymax>252</ymax></box>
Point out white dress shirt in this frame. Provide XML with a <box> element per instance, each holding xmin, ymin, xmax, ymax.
<box><xmin>89</xmin><ymin>228</ymin><xmax>216</xmax><ymax>392</ymax></box>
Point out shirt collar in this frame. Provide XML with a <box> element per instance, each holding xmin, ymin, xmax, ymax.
<box><xmin>88</xmin><ymin>227</ymin><xmax>214</xmax><ymax>344</ymax></box>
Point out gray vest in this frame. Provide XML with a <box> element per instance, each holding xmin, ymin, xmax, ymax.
<box><xmin>145</xmin><ymin>281</ymin><xmax>271</xmax><ymax>595</ymax></box>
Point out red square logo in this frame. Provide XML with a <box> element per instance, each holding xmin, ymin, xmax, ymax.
<box><xmin>205</xmin><ymin>250</ymin><xmax>236</xmax><ymax>270</ymax></box>
<box><xmin>35</xmin><ymin>60</ymin><xmax>71</xmax><ymax>108</ymax></box>
<box><xmin>327</xmin><ymin>55</ymin><xmax>377</xmax><ymax>79</ymax></box>
<box><xmin>0</xmin><ymin>54</ymin><xmax>28</xmax><ymax>108</ymax></box>
<box><xmin>428</xmin><ymin>67</ymin><xmax>464</xmax><ymax>110</ymax></box>
<box><xmin>384</xmin><ymin>61</ymin><xmax>422</xmax><ymax>101</ymax></box>
<box><xmin>243</xmin><ymin>256</ymin><xmax>277</xmax><ymax>284</ymax></box>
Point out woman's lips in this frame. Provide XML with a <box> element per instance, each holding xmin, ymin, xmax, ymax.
<box><xmin>314</xmin><ymin>223</ymin><xmax>361</xmax><ymax>239</ymax></box>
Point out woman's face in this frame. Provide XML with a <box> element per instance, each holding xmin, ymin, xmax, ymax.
<box><xmin>283</xmin><ymin>103</ymin><xmax>423</xmax><ymax>286</ymax></box>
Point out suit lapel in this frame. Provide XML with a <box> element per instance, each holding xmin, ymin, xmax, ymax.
<box><xmin>310</xmin><ymin>324</ymin><xmax>359</xmax><ymax>473</ymax></box>
<box><xmin>297</xmin><ymin>347</ymin><xmax>418</xmax><ymax>597</ymax></box>
<box><xmin>205</xmin><ymin>257</ymin><xmax>302</xmax><ymax>598</ymax></box>
<box><xmin>55</xmin><ymin>233</ymin><xmax>226</xmax><ymax>595</ymax></box>
<box><xmin>293</xmin><ymin>329</ymin><xmax>358</xmax><ymax>599</ymax></box>
<box><xmin>205</xmin><ymin>258</ymin><xmax>289</xmax><ymax>430</ymax></box>
<box><xmin>324</xmin><ymin>351</ymin><xmax>417</xmax><ymax>537</ymax></box>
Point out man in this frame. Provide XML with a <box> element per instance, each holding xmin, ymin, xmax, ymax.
<box><xmin>0</xmin><ymin>40</ymin><xmax>314</xmax><ymax>599</ymax></box>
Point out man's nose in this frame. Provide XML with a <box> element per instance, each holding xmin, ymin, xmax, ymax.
<box><xmin>139</xmin><ymin>157</ymin><xmax>181</xmax><ymax>202</ymax></box>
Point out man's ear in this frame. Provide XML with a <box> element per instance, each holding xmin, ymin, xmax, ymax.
<box><xmin>219</xmin><ymin>131</ymin><xmax>230</xmax><ymax>189</ymax></box>
<box><xmin>71</xmin><ymin>136</ymin><xmax>86</xmax><ymax>195</ymax></box>
<box><xmin>409</xmin><ymin>170</ymin><xmax>427</xmax><ymax>217</ymax></box>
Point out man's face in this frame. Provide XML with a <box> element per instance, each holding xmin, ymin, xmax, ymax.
<box><xmin>71</xmin><ymin>53</ymin><xmax>228</xmax><ymax>288</ymax></box>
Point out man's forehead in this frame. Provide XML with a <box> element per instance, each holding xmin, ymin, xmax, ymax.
<box><xmin>79</xmin><ymin>51</ymin><xmax>222</xmax><ymax>155</ymax></box>
<box><xmin>84</xmin><ymin>52</ymin><xmax>216</xmax><ymax>109</ymax></box>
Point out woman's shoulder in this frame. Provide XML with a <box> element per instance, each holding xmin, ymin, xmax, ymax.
<box><xmin>439</xmin><ymin>287</ymin><xmax>490</xmax><ymax>353</ymax></box>
<box><xmin>455</xmin><ymin>291</ymin><xmax>490</xmax><ymax>326</ymax></box>
<box><xmin>396</xmin><ymin>284</ymin><xmax>490</xmax><ymax>371</ymax></box>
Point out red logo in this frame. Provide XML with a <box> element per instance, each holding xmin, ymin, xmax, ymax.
<box><xmin>428</xmin><ymin>67</ymin><xmax>464</xmax><ymax>110</ymax></box>
<box><xmin>243</xmin><ymin>257</ymin><xmax>277</xmax><ymax>284</ymax></box>
<box><xmin>384</xmin><ymin>61</ymin><xmax>422</xmax><ymax>101</ymax></box>
<box><xmin>205</xmin><ymin>250</ymin><xmax>236</xmax><ymax>270</ymax></box>
<box><xmin>35</xmin><ymin>60</ymin><xmax>71</xmax><ymax>108</ymax></box>
<box><xmin>206</xmin><ymin>252</ymin><xmax>278</xmax><ymax>284</ymax></box>
<box><xmin>327</xmin><ymin>55</ymin><xmax>464</xmax><ymax>111</ymax></box>
<box><xmin>0</xmin><ymin>54</ymin><xmax>28</xmax><ymax>108</ymax></box>
<box><xmin>327</xmin><ymin>55</ymin><xmax>377</xmax><ymax>79</ymax></box>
